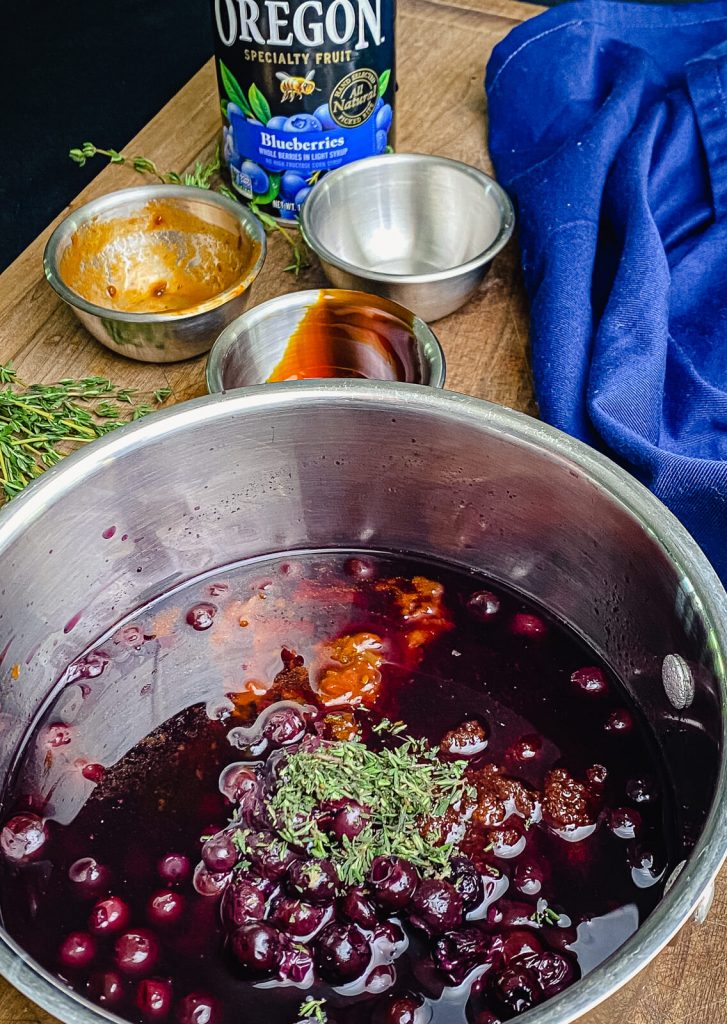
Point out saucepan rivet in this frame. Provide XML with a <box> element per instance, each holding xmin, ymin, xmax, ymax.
<box><xmin>662</xmin><ymin>654</ymin><xmax>695</xmax><ymax>710</ymax></box>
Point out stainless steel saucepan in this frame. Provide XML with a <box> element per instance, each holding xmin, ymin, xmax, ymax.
<box><xmin>0</xmin><ymin>381</ymin><xmax>723</xmax><ymax>1024</ymax></box>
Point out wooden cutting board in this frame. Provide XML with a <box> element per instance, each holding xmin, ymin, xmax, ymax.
<box><xmin>0</xmin><ymin>1</ymin><xmax>724</xmax><ymax>1021</ymax></box>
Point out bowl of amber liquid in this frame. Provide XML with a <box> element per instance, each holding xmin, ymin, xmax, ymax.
<box><xmin>44</xmin><ymin>185</ymin><xmax>266</xmax><ymax>363</ymax></box>
<box><xmin>205</xmin><ymin>289</ymin><xmax>445</xmax><ymax>390</ymax></box>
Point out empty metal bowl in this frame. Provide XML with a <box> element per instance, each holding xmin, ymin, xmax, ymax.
<box><xmin>44</xmin><ymin>185</ymin><xmax>267</xmax><ymax>363</ymax></box>
<box><xmin>299</xmin><ymin>154</ymin><xmax>515</xmax><ymax>322</ymax></box>
<box><xmin>205</xmin><ymin>288</ymin><xmax>445</xmax><ymax>391</ymax></box>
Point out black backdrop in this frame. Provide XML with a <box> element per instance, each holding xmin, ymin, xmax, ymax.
<box><xmin>1</xmin><ymin>0</ymin><xmax>702</xmax><ymax>273</ymax></box>
<box><xmin>1</xmin><ymin>0</ymin><xmax>214</xmax><ymax>272</ymax></box>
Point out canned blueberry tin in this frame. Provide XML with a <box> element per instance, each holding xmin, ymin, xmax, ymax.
<box><xmin>211</xmin><ymin>0</ymin><xmax>396</xmax><ymax>221</ymax></box>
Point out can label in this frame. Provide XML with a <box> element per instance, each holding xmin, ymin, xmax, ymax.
<box><xmin>211</xmin><ymin>0</ymin><xmax>396</xmax><ymax>220</ymax></box>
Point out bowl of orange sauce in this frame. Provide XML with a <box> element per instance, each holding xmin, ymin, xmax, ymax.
<box><xmin>205</xmin><ymin>289</ymin><xmax>445</xmax><ymax>391</ymax></box>
<box><xmin>44</xmin><ymin>185</ymin><xmax>266</xmax><ymax>363</ymax></box>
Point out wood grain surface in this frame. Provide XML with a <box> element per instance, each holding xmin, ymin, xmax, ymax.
<box><xmin>0</xmin><ymin>0</ymin><xmax>724</xmax><ymax>1021</ymax></box>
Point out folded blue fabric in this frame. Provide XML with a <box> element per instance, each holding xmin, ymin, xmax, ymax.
<box><xmin>485</xmin><ymin>0</ymin><xmax>727</xmax><ymax>581</ymax></box>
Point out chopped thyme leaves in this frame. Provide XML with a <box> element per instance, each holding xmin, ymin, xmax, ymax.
<box><xmin>372</xmin><ymin>718</ymin><xmax>408</xmax><ymax>735</ymax></box>
<box><xmin>263</xmin><ymin>733</ymin><xmax>468</xmax><ymax>885</ymax></box>
<box><xmin>297</xmin><ymin>997</ymin><xmax>327</xmax><ymax>1023</ymax></box>
<box><xmin>231</xmin><ymin>828</ymin><xmax>250</xmax><ymax>855</ymax></box>
<box><xmin>531</xmin><ymin>899</ymin><xmax>561</xmax><ymax>926</ymax></box>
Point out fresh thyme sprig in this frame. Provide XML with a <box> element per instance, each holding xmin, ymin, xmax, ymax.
<box><xmin>265</xmin><ymin>733</ymin><xmax>468</xmax><ymax>886</ymax></box>
<box><xmin>69</xmin><ymin>142</ymin><xmax>310</xmax><ymax>276</ymax></box>
<box><xmin>0</xmin><ymin>365</ymin><xmax>170</xmax><ymax>501</ymax></box>
<box><xmin>70</xmin><ymin>143</ymin><xmax>182</xmax><ymax>184</ymax></box>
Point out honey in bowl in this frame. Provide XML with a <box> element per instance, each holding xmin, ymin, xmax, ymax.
<box><xmin>58</xmin><ymin>200</ymin><xmax>261</xmax><ymax>315</ymax></box>
<box><xmin>267</xmin><ymin>291</ymin><xmax>426</xmax><ymax>383</ymax></box>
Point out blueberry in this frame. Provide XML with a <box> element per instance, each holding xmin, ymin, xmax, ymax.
<box><xmin>247</xmin><ymin>831</ymin><xmax>298</xmax><ymax>880</ymax></box>
<box><xmin>135</xmin><ymin>978</ymin><xmax>173</xmax><ymax>1020</ymax></box>
<box><xmin>175</xmin><ymin>994</ymin><xmax>217</xmax><ymax>1024</ymax></box>
<box><xmin>376</xmin><ymin>130</ymin><xmax>388</xmax><ymax>154</ymax></box>
<box><xmin>450</xmin><ymin>857</ymin><xmax>484</xmax><ymax>911</ymax></box>
<box><xmin>262</xmin><ymin>705</ymin><xmax>306</xmax><ymax>746</ymax></box>
<box><xmin>294</xmin><ymin>186</ymin><xmax>312</xmax><ymax>208</ymax></box>
<box><xmin>201</xmin><ymin>833</ymin><xmax>238</xmax><ymax>873</ymax></box>
<box><xmin>1</xmin><ymin>813</ymin><xmax>48</xmax><ymax>863</ymax></box>
<box><xmin>530</xmin><ymin>952</ymin><xmax>576</xmax><ymax>997</ymax></box>
<box><xmin>466</xmin><ymin>591</ymin><xmax>501</xmax><ymax>621</ymax></box>
<box><xmin>339</xmin><ymin>887</ymin><xmax>379</xmax><ymax>929</ymax></box>
<box><xmin>315</xmin><ymin>923</ymin><xmax>371</xmax><ymax>983</ymax></box>
<box><xmin>278</xmin><ymin>208</ymin><xmax>298</xmax><ymax>221</ymax></box>
<box><xmin>313</xmin><ymin>104</ymin><xmax>337</xmax><ymax>129</ymax></box>
<box><xmin>239</xmin><ymin>160</ymin><xmax>270</xmax><ymax>196</ymax></box>
<box><xmin>221</xmin><ymin>877</ymin><xmax>266</xmax><ymax>929</ymax></box>
<box><xmin>375</xmin><ymin>103</ymin><xmax>393</xmax><ymax>133</ymax></box>
<box><xmin>267</xmin><ymin>115</ymin><xmax>287</xmax><ymax>130</ymax></box>
<box><xmin>287</xmin><ymin>858</ymin><xmax>338</xmax><ymax>905</ymax></box>
<box><xmin>432</xmin><ymin>928</ymin><xmax>491</xmax><ymax>985</ymax></box>
<box><xmin>491</xmin><ymin>966</ymin><xmax>543</xmax><ymax>1015</ymax></box>
<box><xmin>374</xmin><ymin>97</ymin><xmax>384</xmax><ymax>113</ymax></box>
<box><xmin>368</xmin><ymin>856</ymin><xmax>419</xmax><ymax>910</ymax></box>
<box><xmin>281</xmin><ymin>171</ymin><xmax>308</xmax><ymax>198</ymax></box>
<box><xmin>230</xmin><ymin>923</ymin><xmax>281</xmax><ymax>975</ymax></box>
<box><xmin>409</xmin><ymin>879</ymin><xmax>463</xmax><ymax>935</ymax></box>
<box><xmin>283</xmin><ymin>113</ymin><xmax>322</xmax><ymax>133</ymax></box>
<box><xmin>226</xmin><ymin>103</ymin><xmax>243</xmax><ymax>121</ymax></box>
<box><xmin>269</xmin><ymin>896</ymin><xmax>328</xmax><ymax>940</ymax></box>
<box><xmin>114</xmin><ymin>930</ymin><xmax>159</xmax><ymax>977</ymax></box>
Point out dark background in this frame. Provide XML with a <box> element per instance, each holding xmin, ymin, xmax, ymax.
<box><xmin>0</xmin><ymin>0</ymin><xmax>697</xmax><ymax>273</ymax></box>
<box><xmin>1</xmin><ymin>0</ymin><xmax>214</xmax><ymax>273</ymax></box>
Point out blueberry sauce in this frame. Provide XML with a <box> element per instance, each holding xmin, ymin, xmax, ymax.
<box><xmin>0</xmin><ymin>552</ymin><xmax>677</xmax><ymax>1024</ymax></box>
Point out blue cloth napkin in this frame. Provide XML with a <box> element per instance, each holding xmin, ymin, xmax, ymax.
<box><xmin>485</xmin><ymin>0</ymin><xmax>727</xmax><ymax>581</ymax></box>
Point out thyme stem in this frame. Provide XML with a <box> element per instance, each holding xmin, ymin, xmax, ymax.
<box><xmin>0</xmin><ymin>365</ymin><xmax>169</xmax><ymax>502</ymax></box>
<box><xmin>69</xmin><ymin>142</ymin><xmax>311</xmax><ymax>276</ymax></box>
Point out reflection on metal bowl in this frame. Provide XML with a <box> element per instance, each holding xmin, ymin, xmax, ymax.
<box><xmin>43</xmin><ymin>185</ymin><xmax>266</xmax><ymax>363</ymax></box>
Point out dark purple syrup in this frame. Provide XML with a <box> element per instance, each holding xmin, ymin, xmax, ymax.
<box><xmin>0</xmin><ymin>552</ymin><xmax>676</xmax><ymax>1024</ymax></box>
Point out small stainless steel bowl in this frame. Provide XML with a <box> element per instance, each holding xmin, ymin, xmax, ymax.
<box><xmin>205</xmin><ymin>288</ymin><xmax>445</xmax><ymax>391</ymax></box>
<box><xmin>300</xmin><ymin>153</ymin><xmax>515</xmax><ymax>322</ymax></box>
<box><xmin>44</xmin><ymin>185</ymin><xmax>267</xmax><ymax>363</ymax></box>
